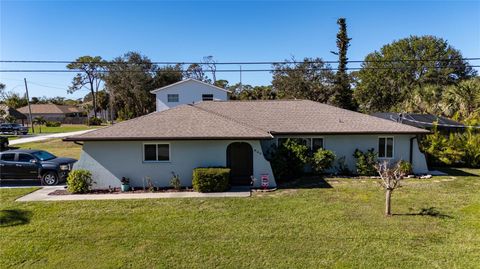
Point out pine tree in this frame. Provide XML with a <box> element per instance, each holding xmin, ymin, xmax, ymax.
<box><xmin>331</xmin><ymin>18</ymin><xmax>356</xmax><ymax>110</ymax></box>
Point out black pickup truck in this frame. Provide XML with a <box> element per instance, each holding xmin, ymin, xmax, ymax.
<box><xmin>0</xmin><ymin>149</ymin><xmax>77</xmax><ymax>185</ymax></box>
<box><xmin>0</xmin><ymin>123</ymin><xmax>29</xmax><ymax>135</ymax></box>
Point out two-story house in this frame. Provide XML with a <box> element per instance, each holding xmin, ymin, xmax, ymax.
<box><xmin>150</xmin><ymin>79</ymin><xmax>231</xmax><ymax>111</ymax></box>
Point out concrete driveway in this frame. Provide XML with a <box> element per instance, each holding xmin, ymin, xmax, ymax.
<box><xmin>8</xmin><ymin>130</ymin><xmax>94</xmax><ymax>145</ymax></box>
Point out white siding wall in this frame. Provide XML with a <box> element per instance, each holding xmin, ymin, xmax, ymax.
<box><xmin>269</xmin><ymin>134</ymin><xmax>429</xmax><ymax>174</ymax></box>
<box><xmin>155</xmin><ymin>80</ymin><xmax>228</xmax><ymax>111</ymax></box>
<box><xmin>74</xmin><ymin>140</ymin><xmax>275</xmax><ymax>189</ymax></box>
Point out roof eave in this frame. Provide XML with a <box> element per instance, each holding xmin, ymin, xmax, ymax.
<box><xmin>63</xmin><ymin>136</ymin><xmax>272</xmax><ymax>142</ymax></box>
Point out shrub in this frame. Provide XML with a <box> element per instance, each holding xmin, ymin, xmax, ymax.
<box><xmin>398</xmin><ymin>160</ymin><xmax>413</xmax><ymax>176</ymax></box>
<box><xmin>170</xmin><ymin>172</ymin><xmax>181</xmax><ymax>190</ymax></box>
<box><xmin>353</xmin><ymin>148</ymin><xmax>378</xmax><ymax>176</ymax></box>
<box><xmin>269</xmin><ymin>139</ymin><xmax>309</xmax><ymax>181</ymax></box>
<box><xmin>335</xmin><ymin>156</ymin><xmax>352</xmax><ymax>175</ymax></box>
<box><xmin>311</xmin><ymin>148</ymin><xmax>336</xmax><ymax>175</ymax></box>
<box><xmin>88</xmin><ymin>116</ymin><xmax>102</xmax><ymax>126</ymax></box>
<box><xmin>67</xmin><ymin>169</ymin><xmax>93</xmax><ymax>194</ymax></box>
<box><xmin>192</xmin><ymin>168</ymin><xmax>230</xmax><ymax>192</ymax></box>
<box><xmin>45</xmin><ymin>121</ymin><xmax>61</xmax><ymax>127</ymax></box>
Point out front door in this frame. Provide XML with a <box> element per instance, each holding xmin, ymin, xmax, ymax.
<box><xmin>226</xmin><ymin>142</ymin><xmax>253</xmax><ymax>185</ymax></box>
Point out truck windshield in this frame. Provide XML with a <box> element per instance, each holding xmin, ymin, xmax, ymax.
<box><xmin>32</xmin><ymin>151</ymin><xmax>56</xmax><ymax>161</ymax></box>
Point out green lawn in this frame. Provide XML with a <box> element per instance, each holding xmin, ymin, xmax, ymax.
<box><xmin>29</xmin><ymin>124</ymin><xmax>99</xmax><ymax>134</ymax></box>
<box><xmin>1</xmin><ymin>169</ymin><xmax>479</xmax><ymax>268</ymax></box>
<box><xmin>16</xmin><ymin>139</ymin><xmax>82</xmax><ymax>159</ymax></box>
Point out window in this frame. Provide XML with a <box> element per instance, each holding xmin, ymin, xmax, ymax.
<box><xmin>277</xmin><ymin>137</ymin><xmax>324</xmax><ymax>152</ymax></box>
<box><xmin>1</xmin><ymin>153</ymin><xmax>15</xmax><ymax>161</ymax></box>
<box><xmin>167</xmin><ymin>94</ymin><xmax>179</xmax><ymax>103</ymax></box>
<box><xmin>18</xmin><ymin>153</ymin><xmax>35</xmax><ymax>163</ymax></box>
<box><xmin>202</xmin><ymin>94</ymin><xmax>214</xmax><ymax>101</ymax></box>
<box><xmin>378</xmin><ymin>137</ymin><xmax>394</xmax><ymax>158</ymax></box>
<box><xmin>143</xmin><ymin>144</ymin><xmax>170</xmax><ymax>162</ymax></box>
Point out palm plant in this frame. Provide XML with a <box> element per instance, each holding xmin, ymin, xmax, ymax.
<box><xmin>33</xmin><ymin>116</ymin><xmax>46</xmax><ymax>133</ymax></box>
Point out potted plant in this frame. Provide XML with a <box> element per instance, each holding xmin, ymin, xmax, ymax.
<box><xmin>120</xmin><ymin>177</ymin><xmax>130</xmax><ymax>192</ymax></box>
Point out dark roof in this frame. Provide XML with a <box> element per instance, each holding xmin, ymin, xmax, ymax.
<box><xmin>66</xmin><ymin>100</ymin><xmax>428</xmax><ymax>141</ymax></box>
<box><xmin>371</xmin><ymin>113</ymin><xmax>465</xmax><ymax>129</ymax></box>
<box><xmin>0</xmin><ymin>105</ymin><xmax>27</xmax><ymax>119</ymax></box>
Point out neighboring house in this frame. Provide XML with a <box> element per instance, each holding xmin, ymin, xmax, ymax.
<box><xmin>0</xmin><ymin>105</ymin><xmax>27</xmax><ymax>124</ymax></box>
<box><xmin>372</xmin><ymin>113</ymin><xmax>465</xmax><ymax>132</ymax></box>
<box><xmin>66</xmin><ymin>98</ymin><xmax>430</xmax><ymax>189</ymax></box>
<box><xmin>17</xmin><ymin>104</ymin><xmax>86</xmax><ymax>124</ymax></box>
<box><xmin>151</xmin><ymin>78</ymin><xmax>231</xmax><ymax>111</ymax></box>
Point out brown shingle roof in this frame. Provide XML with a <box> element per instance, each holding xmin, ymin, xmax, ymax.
<box><xmin>64</xmin><ymin>105</ymin><xmax>272</xmax><ymax>141</ymax></box>
<box><xmin>195</xmin><ymin>100</ymin><xmax>429</xmax><ymax>134</ymax></box>
<box><xmin>17</xmin><ymin>104</ymin><xmax>83</xmax><ymax>115</ymax></box>
<box><xmin>66</xmin><ymin>100</ymin><xmax>428</xmax><ymax>141</ymax></box>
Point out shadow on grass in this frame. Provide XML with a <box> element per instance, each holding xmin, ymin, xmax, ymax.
<box><xmin>433</xmin><ymin>167</ymin><xmax>479</xmax><ymax>177</ymax></box>
<box><xmin>0</xmin><ymin>209</ymin><xmax>32</xmax><ymax>227</ymax></box>
<box><xmin>277</xmin><ymin>176</ymin><xmax>332</xmax><ymax>189</ymax></box>
<box><xmin>394</xmin><ymin>207</ymin><xmax>453</xmax><ymax>219</ymax></box>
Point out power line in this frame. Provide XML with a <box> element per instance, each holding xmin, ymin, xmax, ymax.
<box><xmin>0</xmin><ymin>58</ymin><xmax>479</xmax><ymax>65</ymax></box>
<box><xmin>1</xmin><ymin>65</ymin><xmax>479</xmax><ymax>73</ymax></box>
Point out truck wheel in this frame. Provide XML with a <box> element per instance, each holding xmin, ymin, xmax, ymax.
<box><xmin>42</xmin><ymin>172</ymin><xmax>59</xmax><ymax>186</ymax></box>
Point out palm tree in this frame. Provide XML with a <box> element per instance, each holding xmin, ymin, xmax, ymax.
<box><xmin>33</xmin><ymin>116</ymin><xmax>46</xmax><ymax>133</ymax></box>
<box><xmin>442</xmin><ymin>79</ymin><xmax>480</xmax><ymax>121</ymax></box>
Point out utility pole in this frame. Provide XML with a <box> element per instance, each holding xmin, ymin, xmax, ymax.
<box><xmin>24</xmin><ymin>78</ymin><xmax>34</xmax><ymax>133</ymax></box>
<box><xmin>239</xmin><ymin>65</ymin><xmax>243</xmax><ymax>92</ymax></box>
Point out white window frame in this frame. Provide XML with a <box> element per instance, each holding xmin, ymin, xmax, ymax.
<box><xmin>276</xmin><ymin>137</ymin><xmax>325</xmax><ymax>151</ymax></box>
<box><xmin>378</xmin><ymin>136</ymin><xmax>394</xmax><ymax>159</ymax></box>
<box><xmin>167</xmin><ymin>94</ymin><xmax>179</xmax><ymax>103</ymax></box>
<box><xmin>143</xmin><ymin>143</ymin><xmax>171</xmax><ymax>163</ymax></box>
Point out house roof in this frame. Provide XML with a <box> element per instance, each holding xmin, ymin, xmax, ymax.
<box><xmin>64</xmin><ymin>105</ymin><xmax>272</xmax><ymax>141</ymax></box>
<box><xmin>195</xmin><ymin>100</ymin><xmax>430</xmax><ymax>135</ymax></box>
<box><xmin>371</xmin><ymin>112</ymin><xmax>465</xmax><ymax>129</ymax></box>
<box><xmin>150</xmin><ymin>78</ymin><xmax>232</xmax><ymax>94</ymax></box>
<box><xmin>65</xmin><ymin>100</ymin><xmax>428</xmax><ymax>141</ymax></box>
<box><xmin>17</xmin><ymin>104</ymin><xmax>83</xmax><ymax>115</ymax></box>
<box><xmin>0</xmin><ymin>105</ymin><xmax>27</xmax><ymax>119</ymax></box>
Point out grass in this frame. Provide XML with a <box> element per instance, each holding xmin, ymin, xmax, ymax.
<box><xmin>15</xmin><ymin>139</ymin><xmax>82</xmax><ymax>159</ymax></box>
<box><xmin>29</xmin><ymin>124</ymin><xmax>99</xmax><ymax>134</ymax></box>
<box><xmin>1</xmin><ymin>169</ymin><xmax>479</xmax><ymax>268</ymax></box>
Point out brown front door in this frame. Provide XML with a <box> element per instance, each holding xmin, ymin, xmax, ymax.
<box><xmin>226</xmin><ymin>142</ymin><xmax>253</xmax><ymax>185</ymax></box>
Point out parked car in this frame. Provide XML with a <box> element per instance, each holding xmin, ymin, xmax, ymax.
<box><xmin>0</xmin><ymin>149</ymin><xmax>77</xmax><ymax>185</ymax></box>
<box><xmin>0</xmin><ymin>136</ymin><xmax>8</xmax><ymax>151</ymax></box>
<box><xmin>0</xmin><ymin>123</ymin><xmax>29</xmax><ymax>135</ymax></box>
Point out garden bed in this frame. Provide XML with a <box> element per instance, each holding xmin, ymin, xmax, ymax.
<box><xmin>48</xmin><ymin>187</ymin><xmax>194</xmax><ymax>196</ymax></box>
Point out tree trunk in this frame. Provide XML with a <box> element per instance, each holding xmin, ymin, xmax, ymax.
<box><xmin>385</xmin><ymin>189</ymin><xmax>392</xmax><ymax>216</ymax></box>
<box><xmin>90</xmin><ymin>80</ymin><xmax>97</xmax><ymax>119</ymax></box>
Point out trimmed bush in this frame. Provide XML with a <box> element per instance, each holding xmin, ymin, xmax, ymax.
<box><xmin>311</xmin><ymin>149</ymin><xmax>336</xmax><ymax>175</ymax></box>
<box><xmin>88</xmin><ymin>116</ymin><xmax>102</xmax><ymax>126</ymax></box>
<box><xmin>192</xmin><ymin>168</ymin><xmax>230</xmax><ymax>192</ymax></box>
<box><xmin>67</xmin><ymin>169</ymin><xmax>93</xmax><ymax>194</ymax></box>
<box><xmin>398</xmin><ymin>160</ymin><xmax>413</xmax><ymax>176</ymax></box>
<box><xmin>353</xmin><ymin>148</ymin><xmax>378</xmax><ymax>176</ymax></box>
<box><xmin>45</xmin><ymin>121</ymin><xmax>61</xmax><ymax>127</ymax></box>
<box><xmin>269</xmin><ymin>139</ymin><xmax>309</xmax><ymax>181</ymax></box>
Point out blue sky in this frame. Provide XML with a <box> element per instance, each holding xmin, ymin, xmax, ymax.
<box><xmin>1</xmin><ymin>0</ymin><xmax>479</xmax><ymax>99</ymax></box>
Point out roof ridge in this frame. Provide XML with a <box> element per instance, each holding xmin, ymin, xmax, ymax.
<box><xmin>190</xmin><ymin>104</ymin><xmax>273</xmax><ymax>137</ymax></box>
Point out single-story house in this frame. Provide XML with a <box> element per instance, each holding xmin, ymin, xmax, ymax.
<box><xmin>0</xmin><ymin>105</ymin><xmax>27</xmax><ymax>124</ymax></box>
<box><xmin>17</xmin><ymin>104</ymin><xmax>86</xmax><ymax>124</ymax></box>
<box><xmin>65</xmin><ymin>99</ymin><xmax>430</xmax><ymax>189</ymax></box>
<box><xmin>372</xmin><ymin>112</ymin><xmax>465</xmax><ymax>132</ymax></box>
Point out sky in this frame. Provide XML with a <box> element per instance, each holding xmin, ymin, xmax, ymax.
<box><xmin>0</xmin><ymin>0</ymin><xmax>479</xmax><ymax>99</ymax></box>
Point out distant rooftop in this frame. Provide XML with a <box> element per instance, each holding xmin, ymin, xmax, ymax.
<box><xmin>371</xmin><ymin>112</ymin><xmax>465</xmax><ymax>130</ymax></box>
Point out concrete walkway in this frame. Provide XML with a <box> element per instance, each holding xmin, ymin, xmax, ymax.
<box><xmin>16</xmin><ymin>186</ymin><xmax>251</xmax><ymax>202</ymax></box>
<box><xmin>9</xmin><ymin>130</ymin><xmax>94</xmax><ymax>145</ymax></box>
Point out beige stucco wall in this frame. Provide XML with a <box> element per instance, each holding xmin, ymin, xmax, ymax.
<box><xmin>74</xmin><ymin>140</ymin><xmax>275</xmax><ymax>189</ymax></box>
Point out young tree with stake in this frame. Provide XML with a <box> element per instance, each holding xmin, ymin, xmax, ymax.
<box><xmin>375</xmin><ymin>161</ymin><xmax>405</xmax><ymax>216</ymax></box>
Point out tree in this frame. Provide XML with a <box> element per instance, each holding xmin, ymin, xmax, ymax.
<box><xmin>442</xmin><ymin>78</ymin><xmax>480</xmax><ymax>121</ymax></box>
<box><xmin>104</xmin><ymin>52</ymin><xmax>182</xmax><ymax>119</ymax></box>
<box><xmin>184</xmin><ymin>63</ymin><xmax>210</xmax><ymax>83</ymax></box>
<box><xmin>214</xmin><ymin>79</ymin><xmax>229</xmax><ymax>89</ymax></box>
<box><xmin>331</xmin><ymin>18</ymin><xmax>356</xmax><ymax>110</ymax></box>
<box><xmin>375</xmin><ymin>161</ymin><xmax>405</xmax><ymax>216</ymax></box>
<box><xmin>231</xmin><ymin>85</ymin><xmax>277</xmax><ymax>100</ymax></box>
<box><xmin>354</xmin><ymin>36</ymin><xmax>476</xmax><ymax>112</ymax></box>
<box><xmin>67</xmin><ymin>56</ymin><xmax>106</xmax><ymax>118</ymax></box>
<box><xmin>202</xmin><ymin>56</ymin><xmax>217</xmax><ymax>83</ymax></box>
<box><xmin>4</xmin><ymin>93</ymin><xmax>28</xmax><ymax>109</ymax></box>
<box><xmin>33</xmin><ymin>116</ymin><xmax>46</xmax><ymax>133</ymax></box>
<box><xmin>272</xmin><ymin>58</ymin><xmax>335</xmax><ymax>103</ymax></box>
<box><xmin>0</xmin><ymin>83</ymin><xmax>5</xmax><ymax>101</ymax></box>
